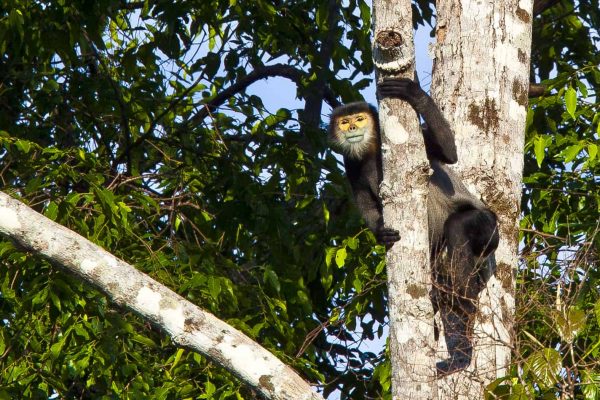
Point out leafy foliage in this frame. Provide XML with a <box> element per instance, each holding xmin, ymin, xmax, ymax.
<box><xmin>0</xmin><ymin>0</ymin><xmax>598</xmax><ymax>398</ymax></box>
<box><xmin>0</xmin><ymin>0</ymin><xmax>392</xmax><ymax>398</ymax></box>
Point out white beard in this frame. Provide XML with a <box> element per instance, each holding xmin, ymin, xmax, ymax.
<box><xmin>333</xmin><ymin>126</ymin><xmax>374</xmax><ymax>159</ymax></box>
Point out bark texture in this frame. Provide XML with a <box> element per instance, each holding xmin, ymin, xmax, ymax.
<box><xmin>0</xmin><ymin>192</ymin><xmax>322</xmax><ymax>400</ymax></box>
<box><xmin>372</xmin><ymin>1</ymin><xmax>437</xmax><ymax>398</ymax></box>
<box><xmin>431</xmin><ymin>0</ymin><xmax>533</xmax><ymax>397</ymax></box>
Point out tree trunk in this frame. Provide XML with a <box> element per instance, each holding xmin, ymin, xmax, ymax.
<box><xmin>0</xmin><ymin>192</ymin><xmax>322</xmax><ymax>400</ymax></box>
<box><xmin>372</xmin><ymin>1</ymin><xmax>437</xmax><ymax>398</ymax></box>
<box><xmin>430</xmin><ymin>0</ymin><xmax>532</xmax><ymax>398</ymax></box>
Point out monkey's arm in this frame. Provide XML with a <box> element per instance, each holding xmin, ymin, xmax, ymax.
<box><xmin>378</xmin><ymin>78</ymin><xmax>458</xmax><ymax>164</ymax></box>
<box><xmin>348</xmin><ymin>184</ymin><xmax>399</xmax><ymax>248</ymax></box>
<box><xmin>345</xmin><ymin>161</ymin><xmax>400</xmax><ymax>248</ymax></box>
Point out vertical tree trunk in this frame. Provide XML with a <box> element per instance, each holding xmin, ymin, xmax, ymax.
<box><xmin>430</xmin><ymin>0</ymin><xmax>533</xmax><ymax>398</ymax></box>
<box><xmin>372</xmin><ymin>1</ymin><xmax>437</xmax><ymax>398</ymax></box>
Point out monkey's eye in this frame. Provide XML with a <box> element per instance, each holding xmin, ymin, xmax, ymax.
<box><xmin>356</xmin><ymin>116</ymin><xmax>365</xmax><ymax>121</ymax></box>
<box><xmin>338</xmin><ymin>119</ymin><xmax>350</xmax><ymax>130</ymax></box>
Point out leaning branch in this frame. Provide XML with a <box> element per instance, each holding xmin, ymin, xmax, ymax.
<box><xmin>190</xmin><ymin>63</ymin><xmax>340</xmax><ymax>126</ymax></box>
<box><xmin>123</xmin><ymin>64</ymin><xmax>339</xmax><ymax>162</ymax></box>
<box><xmin>0</xmin><ymin>192</ymin><xmax>322</xmax><ymax>400</ymax></box>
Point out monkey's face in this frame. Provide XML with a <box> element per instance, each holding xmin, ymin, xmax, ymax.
<box><xmin>336</xmin><ymin>112</ymin><xmax>373</xmax><ymax>144</ymax></box>
<box><xmin>329</xmin><ymin>103</ymin><xmax>378</xmax><ymax>159</ymax></box>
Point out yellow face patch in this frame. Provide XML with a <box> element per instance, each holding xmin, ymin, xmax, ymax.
<box><xmin>337</xmin><ymin>113</ymin><xmax>370</xmax><ymax>132</ymax></box>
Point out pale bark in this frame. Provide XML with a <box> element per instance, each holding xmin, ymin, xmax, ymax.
<box><xmin>372</xmin><ymin>1</ymin><xmax>437</xmax><ymax>398</ymax></box>
<box><xmin>0</xmin><ymin>192</ymin><xmax>322</xmax><ymax>400</ymax></box>
<box><xmin>430</xmin><ymin>0</ymin><xmax>533</xmax><ymax>398</ymax></box>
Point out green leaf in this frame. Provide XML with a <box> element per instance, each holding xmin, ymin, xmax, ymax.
<box><xmin>50</xmin><ymin>341</ymin><xmax>64</xmax><ymax>359</ymax></box>
<box><xmin>375</xmin><ymin>260</ymin><xmax>386</xmax><ymax>274</ymax></box>
<box><xmin>207</xmin><ymin>276</ymin><xmax>221</xmax><ymax>299</ymax></box>
<box><xmin>131</xmin><ymin>333</ymin><xmax>157</xmax><ymax>348</ymax></box>
<box><xmin>346</xmin><ymin>237</ymin><xmax>358</xmax><ymax>250</ymax></box>
<box><xmin>42</xmin><ymin>79</ymin><xmax>60</xmax><ymax>93</ymax></box>
<box><xmin>559</xmin><ymin>144</ymin><xmax>583</xmax><ymax>162</ymax></box>
<box><xmin>353</xmin><ymin>276</ymin><xmax>363</xmax><ymax>292</ymax></box>
<box><xmin>335</xmin><ymin>247</ymin><xmax>347</xmax><ymax>268</ymax></box>
<box><xmin>581</xmin><ymin>369</ymin><xmax>600</xmax><ymax>400</ymax></box>
<box><xmin>358</xmin><ymin>0</ymin><xmax>371</xmax><ymax>27</ymax></box>
<box><xmin>49</xmin><ymin>291</ymin><xmax>62</xmax><ymax>311</ymax></box>
<box><xmin>524</xmin><ymin>348</ymin><xmax>561</xmax><ymax>388</ymax></box>
<box><xmin>588</xmin><ymin>143</ymin><xmax>598</xmax><ymax>161</ymax></box>
<box><xmin>533</xmin><ymin>135</ymin><xmax>547</xmax><ymax>167</ymax></box>
<box><xmin>325</xmin><ymin>247</ymin><xmax>336</xmax><ymax>267</ymax></box>
<box><xmin>9</xmin><ymin>9</ymin><xmax>24</xmax><ymax>38</ymax></box>
<box><xmin>575</xmin><ymin>79</ymin><xmax>588</xmax><ymax>98</ymax></box>
<box><xmin>45</xmin><ymin>202</ymin><xmax>59</xmax><ymax>220</ymax></box>
<box><xmin>31</xmin><ymin>287</ymin><xmax>49</xmax><ymax>308</ymax></box>
<box><xmin>24</xmin><ymin>177</ymin><xmax>42</xmax><ymax>194</ymax></box>
<box><xmin>322</xmin><ymin>202</ymin><xmax>330</xmax><ymax>226</ymax></box>
<box><xmin>555</xmin><ymin>307</ymin><xmax>586</xmax><ymax>342</ymax></box>
<box><xmin>565</xmin><ymin>86</ymin><xmax>577</xmax><ymax>119</ymax></box>
<box><xmin>170</xmin><ymin>348</ymin><xmax>185</xmax><ymax>372</ymax></box>
<box><xmin>15</xmin><ymin>140</ymin><xmax>32</xmax><ymax>154</ymax></box>
<box><xmin>263</xmin><ymin>269</ymin><xmax>280</xmax><ymax>293</ymax></box>
<box><xmin>205</xmin><ymin>380</ymin><xmax>216</xmax><ymax>396</ymax></box>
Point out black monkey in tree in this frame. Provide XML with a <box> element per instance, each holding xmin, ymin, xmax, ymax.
<box><xmin>329</xmin><ymin>102</ymin><xmax>401</xmax><ymax>248</ymax></box>
<box><xmin>329</xmin><ymin>77</ymin><xmax>499</xmax><ymax>323</ymax></box>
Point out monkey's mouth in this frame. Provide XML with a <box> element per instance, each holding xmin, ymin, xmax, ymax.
<box><xmin>345</xmin><ymin>134</ymin><xmax>364</xmax><ymax>143</ymax></box>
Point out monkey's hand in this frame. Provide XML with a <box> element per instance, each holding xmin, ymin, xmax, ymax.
<box><xmin>378</xmin><ymin>78</ymin><xmax>458</xmax><ymax>164</ymax></box>
<box><xmin>377</xmin><ymin>78</ymin><xmax>425</xmax><ymax>105</ymax></box>
<box><xmin>376</xmin><ymin>227</ymin><xmax>400</xmax><ymax>249</ymax></box>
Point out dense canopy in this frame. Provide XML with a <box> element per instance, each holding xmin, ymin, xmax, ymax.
<box><xmin>0</xmin><ymin>0</ymin><xmax>598</xmax><ymax>398</ymax></box>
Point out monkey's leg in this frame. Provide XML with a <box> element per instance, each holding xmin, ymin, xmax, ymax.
<box><xmin>436</xmin><ymin>208</ymin><xmax>499</xmax><ymax>374</ymax></box>
<box><xmin>444</xmin><ymin>208</ymin><xmax>498</xmax><ymax>303</ymax></box>
<box><xmin>467</xmin><ymin>209</ymin><xmax>499</xmax><ymax>258</ymax></box>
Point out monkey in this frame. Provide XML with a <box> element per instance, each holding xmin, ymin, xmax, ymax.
<box><xmin>377</xmin><ymin>78</ymin><xmax>499</xmax><ymax>313</ymax></box>
<box><xmin>329</xmin><ymin>102</ymin><xmax>401</xmax><ymax>248</ymax></box>
<box><xmin>329</xmin><ymin>78</ymin><xmax>499</xmax><ymax>313</ymax></box>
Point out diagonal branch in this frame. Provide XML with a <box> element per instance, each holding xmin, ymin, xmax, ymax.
<box><xmin>0</xmin><ymin>192</ymin><xmax>323</xmax><ymax>400</ymax></box>
<box><xmin>191</xmin><ymin>63</ymin><xmax>340</xmax><ymax>126</ymax></box>
<box><xmin>120</xmin><ymin>64</ymin><xmax>340</xmax><ymax>162</ymax></box>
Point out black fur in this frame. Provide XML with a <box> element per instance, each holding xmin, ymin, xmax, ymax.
<box><xmin>329</xmin><ymin>102</ymin><xmax>400</xmax><ymax>247</ymax></box>
<box><xmin>329</xmin><ymin>80</ymin><xmax>499</xmax><ymax>299</ymax></box>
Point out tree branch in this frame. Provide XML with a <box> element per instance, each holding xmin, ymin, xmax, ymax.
<box><xmin>191</xmin><ymin>64</ymin><xmax>339</xmax><ymax>127</ymax></box>
<box><xmin>0</xmin><ymin>192</ymin><xmax>323</xmax><ymax>400</ymax></box>
<box><xmin>123</xmin><ymin>64</ymin><xmax>339</xmax><ymax>161</ymax></box>
<box><xmin>528</xmin><ymin>83</ymin><xmax>546</xmax><ymax>97</ymax></box>
<box><xmin>299</xmin><ymin>0</ymin><xmax>341</xmax><ymax>136</ymax></box>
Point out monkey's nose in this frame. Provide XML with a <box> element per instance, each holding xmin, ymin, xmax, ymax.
<box><xmin>349</xmin><ymin>125</ymin><xmax>357</xmax><ymax>131</ymax></box>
